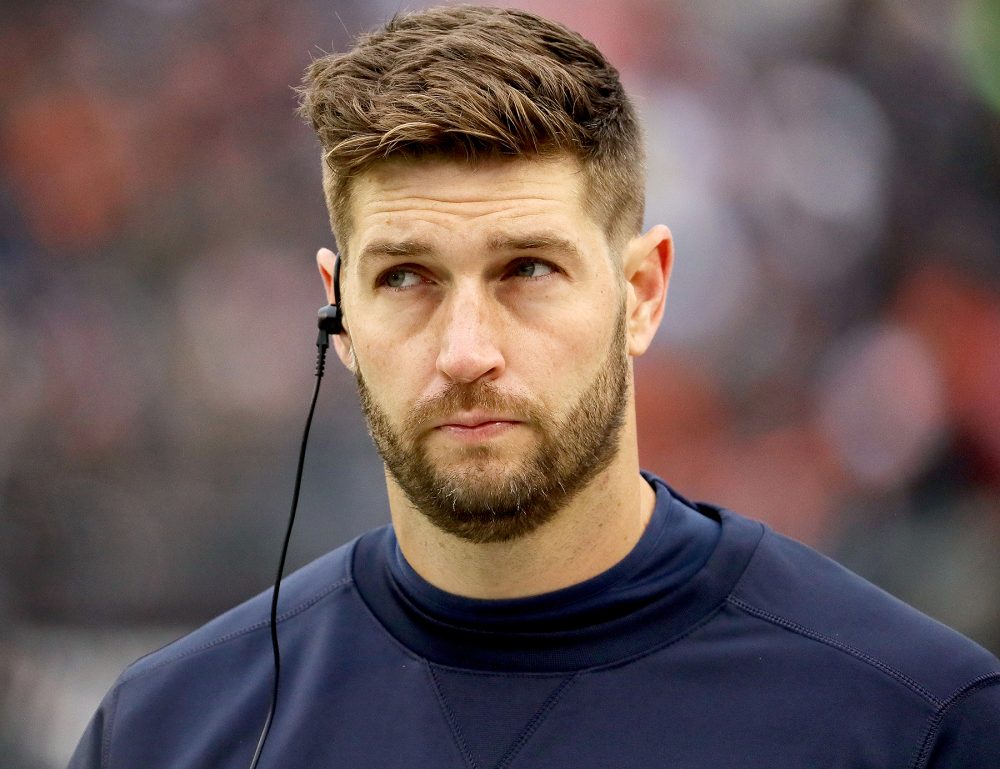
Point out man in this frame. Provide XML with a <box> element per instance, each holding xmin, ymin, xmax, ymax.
<box><xmin>70</xmin><ymin>6</ymin><xmax>999</xmax><ymax>768</ymax></box>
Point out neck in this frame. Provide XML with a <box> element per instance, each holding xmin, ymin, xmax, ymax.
<box><xmin>387</xmin><ymin>414</ymin><xmax>654</xmax><ymax>599</ymax></box>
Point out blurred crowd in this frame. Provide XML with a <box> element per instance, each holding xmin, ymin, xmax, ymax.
<box><xmin>1</xmin><ymin>0</ymin><xmax>998</xmax><ymax>765</ymax></box>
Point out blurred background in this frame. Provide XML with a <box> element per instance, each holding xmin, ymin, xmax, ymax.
<box><xmin>1</xmin><ymin>0</ymin><xmax>999</xmax><ymax>763</ymax></box>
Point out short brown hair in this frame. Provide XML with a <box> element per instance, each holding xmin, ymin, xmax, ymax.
<box><xmin>298</xmin><ymin>5</ymin><xmax>645</xmax><ymax>255</ymax></box>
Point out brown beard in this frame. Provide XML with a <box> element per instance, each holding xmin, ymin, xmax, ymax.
<box><xmin>355</xmin><ymin>308</ymin><xmax>630</xmax><ymax>544</ymax></box>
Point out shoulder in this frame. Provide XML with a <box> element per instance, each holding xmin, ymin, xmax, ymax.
<box><xmin>69</xmin><ymin>531</ymin><xmax>395</xmax><ymax>769</ymax></box>
<box><xmin>120</xmin><ymin>532</ymin><xmax>363</xmax><ymax>684</ymax></box>
<box><xmin>722</xmin><ymin>510</ymin><xmax>1000</xmax><ymax>705</ymax></box>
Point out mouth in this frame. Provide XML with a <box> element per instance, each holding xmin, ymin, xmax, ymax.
<box><xmin>432</xmin><ymin>412</ymin><xmax>524</xmax><ymax>442</ymax></box>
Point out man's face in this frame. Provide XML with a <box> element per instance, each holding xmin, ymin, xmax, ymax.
<box><xmin>340</xmin><ymin>156</ymin><xmax>633</xmax><ymax>543</ymax></box>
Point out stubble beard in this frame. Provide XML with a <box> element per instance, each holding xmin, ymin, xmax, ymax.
<box><xmin>355</xmin><ymin>309</ymin><xmax>631</xmax><ymax>544</ymax></box>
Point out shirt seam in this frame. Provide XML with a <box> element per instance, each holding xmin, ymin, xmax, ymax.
<box><xmin>426</xmin><ymin>661</ymin><xmax>580</xmax><ymax>769</ymax></box>
<box><xmin>727</xmin><ymin>595</ymin><xmax>942</xmax><ymax>706</ymax></box>
<box><xmin>102</xmin><ymin>682</ymin><xmax>120</xmax><ymax>769</ymax></box>
<box><xmin>908</xmin><ymin>673</ymin><xmax>1000</xmax><ymax>769</ymax></box>
<box><xmin>118</xmin><ymin>577</ymin><xmax>353</xmax><ymax>685</ymax></box>
<box><xmin>495</xmin><ymin>674</ymin><xmax>577</xmax><ymax>769</ymax></box>
<box><xmin>427</xmin><ymin>662</ymin><xmax>480</xmax><ymax>769</ymax></box>
<box><xmin>725</xmin><ymin>518</ymin><xmax>768</xmax><ymax>597</ymax></box>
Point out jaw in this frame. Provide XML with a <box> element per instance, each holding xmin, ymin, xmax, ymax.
<box><xmin>384</xmin><ymin>399</ymin><xmax>651</xmax><ymax>598</ymax></box>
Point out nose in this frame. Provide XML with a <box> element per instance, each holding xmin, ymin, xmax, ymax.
<box><xmin>435</xmin><ymin>285</ymin><xmax>506</xmax><ymax>384</ymax></box>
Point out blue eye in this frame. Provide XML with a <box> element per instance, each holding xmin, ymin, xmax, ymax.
<box><xmin>512</xmin><ymin>260</ymin><xmax>554</xmax><ymax>278</ymax></box>
<box><xmin>382</xmin><ymin>269</ymin><xmax>422</xmax><ymax>289</ymax></box>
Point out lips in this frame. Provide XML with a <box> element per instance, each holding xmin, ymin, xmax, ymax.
<box><xmin>431</xmin><ymin>412</ymin><xmax>523</xmax><ymax>442</ymax></box>
<box><xmin>433</xmin><ymin>411</ymin><xmax>522</xmax><ymax>429</ymax></box>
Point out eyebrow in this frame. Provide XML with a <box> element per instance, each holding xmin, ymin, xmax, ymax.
<box><xmin>357</xmin><ymin>239</ymin><xmax>433</xmax><ymax>263</ymax></box>
<box><xmin>486</xmin><ymin>233</ymin><xmax>582</xmax><ymax>259</ymax></box>
<box><xmin>357</xmin><ymin>232</ymin><xmax>583</xmax><ymax>264</ymax></box>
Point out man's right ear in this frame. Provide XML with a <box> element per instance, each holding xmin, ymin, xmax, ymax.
<box><xmin>316</xmin><ymin>247</ymin><xmax>340</xmax><ymax>306</ymax></box>
<box><xmin>316</xmin><ymin>247</ymin><xmax>355</xmax><ymax>372</ymax></box>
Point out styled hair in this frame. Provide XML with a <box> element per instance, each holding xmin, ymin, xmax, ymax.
<box><xmin>298</xmin><ymin>5</ymin><xmax>645</xmax><ymax>256</ymax></box>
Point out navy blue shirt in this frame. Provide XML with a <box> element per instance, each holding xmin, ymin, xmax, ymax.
<box><xmin>69</xmin><ymin>474</ymin><xmax>1000</xmax><ymax>768</ymax></box>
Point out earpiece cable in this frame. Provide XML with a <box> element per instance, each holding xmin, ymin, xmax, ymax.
<box><xmin>248</xmin><ymin>324</ymin><xmax>331</xmax><ymax>769</ymax></box>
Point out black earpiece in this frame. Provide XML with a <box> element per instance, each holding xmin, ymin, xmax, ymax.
<box><xmin>317</xmin><ymin>303</ymin><xmax>343</xmax><ymax>335</ymax></box>
<box><xmin>316</xmin><ymin>253</ymin><xmax>344</xmax><ymax>338</ymax></box>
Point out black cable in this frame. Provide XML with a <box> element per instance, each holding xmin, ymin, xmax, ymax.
<box><xmin>248</xmin><ymin>327</ymin><xmax>330</xmax><ymax>769</ymax></box>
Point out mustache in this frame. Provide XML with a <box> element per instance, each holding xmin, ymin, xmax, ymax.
<box><xmin>404</xmin><ymin>380</ymin><xmax>545</xmax><ymax>434</ymax></box>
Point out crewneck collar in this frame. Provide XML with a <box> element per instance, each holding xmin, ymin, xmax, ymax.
<box><xmin>351</xmin><ymin>472</ymin><xmax>763</xmax><ymax>672</ymax></box>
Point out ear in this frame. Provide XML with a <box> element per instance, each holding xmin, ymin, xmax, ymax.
<box><xmin>316</xmin><ymin>247</ymin><xmax>339</xmax><ymax>304</ymax></box>
<box><xmin>316</xmin><ymin>247</ymin><xmax>355</xmax><ymax>371</ymax></box>
<box><xmin>621</xmin><ymin>225</ymin><xmax>673</xmax><ymax>356</ymax></box>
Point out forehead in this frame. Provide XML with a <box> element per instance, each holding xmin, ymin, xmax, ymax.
<box><xmin>346</xmin><ymin>156</ymin><xmax>602</xmax><ymax>254</ymax></box>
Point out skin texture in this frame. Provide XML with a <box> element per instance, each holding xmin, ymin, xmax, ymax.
<box><xmin>317</xmin><ymin>155</ymin><xmax>673</xmax><ymax>598</ymax></box>
<box><xmin>353</xmin><ymin>308</ymin><xmax>631</xmax><ymax>544</ymax></box>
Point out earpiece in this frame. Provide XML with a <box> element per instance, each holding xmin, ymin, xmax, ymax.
<box><xmin>317</xmin><ymin>303</ymin><xmax>343</xmax><ymax>335</ymax></box>
<box><xmin>316</xmin><ymin>253</ymin><xmax>344</xmax><ymax>336</ymax></box>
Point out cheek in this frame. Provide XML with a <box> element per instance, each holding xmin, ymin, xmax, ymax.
<box><xmin>512</xmin><ymin>307</ymin><xmax>614</xmax><ymax>402</ymax></box>
<box><xmin>354</xmin><ymin>331</ymin><xmax>434</xmax><ymax>409</ymax></box>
